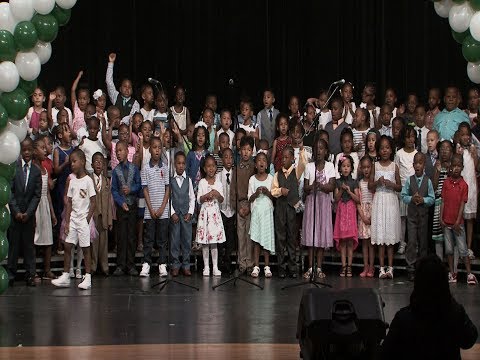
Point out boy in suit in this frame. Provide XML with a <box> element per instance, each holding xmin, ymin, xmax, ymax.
<box><xmin>8</xmin><ymin>137</ymin><xmax>42</xmax><ymax>286</ymax></box>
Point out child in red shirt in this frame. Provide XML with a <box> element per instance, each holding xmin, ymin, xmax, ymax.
<box><xmin>440</xmin><ymin>154</ymin><xmax>477</xmax><ymax>285</ymax></box>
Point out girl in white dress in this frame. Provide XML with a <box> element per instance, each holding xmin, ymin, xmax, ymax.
<box><xmin>33</xmin><ymin>138</ymin><xmax>57</xmax><ymax>279</ymax></box>
<box><xmin>196</xmin><ymin>155</ymin><xmax>226</xmax><ymax>277</ymax></box>
<box><xmin>394</xmin><ymin>126</ymin><xmax>417</xmax><ymax>254</ymax></box>
<box><xmin>170</xmin><ymin>85</ymin><xmax>191</xmax><ymax>133</ymax></box>
<box><xmin>456</xmin><ymin>122</ymin><xmax>478</xmax><ymax>259</ymax></box>
<box><xmin>370</xmin><ymin>136</ymin><xmax>402</xmax><ymax>279</ymax></box>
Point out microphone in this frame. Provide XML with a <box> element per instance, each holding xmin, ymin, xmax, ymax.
<box><xmin>228</xmin><ymin>78</ymin><xmax>234</xmax><ymax>86</ymax></box>
<box><xmin>332</xmin><ymin>78</ymin><xmax>345</xmax><ymax>86</ymax></box>
<box><xmin>148</xmin><ymin>78</ymin><xmax>163</xmax><ymax>87</ymax></box>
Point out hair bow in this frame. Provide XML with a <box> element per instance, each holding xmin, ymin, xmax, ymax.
<box><xmin>195</xmin><ymin>121</ymin><xmax>208</xmax><ymax>129</ymax></box>
<box><xmin>93</xmin><ymin>89</ymin><xmax>104</xmax><ymax>101</ymax></box>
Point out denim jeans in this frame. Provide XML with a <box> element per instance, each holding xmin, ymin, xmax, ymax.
<box><xmin>444</xmin><ymin>224</ymin><xmax>468</xmax><ymax>258</ymax></box>
<box><xmin>143</xmin><ymin>218</ymin><xmax>169</xmax><ymax>265</ymax></box>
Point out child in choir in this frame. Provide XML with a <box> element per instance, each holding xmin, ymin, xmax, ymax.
<box><xmin>258</xmin><ymin>89</ymin><xmax>279</xmax><ymax>146</ymax></box>
<box><xmin>335</xmin><ymin>128</ymin><xmax>359</xmax><ymax>179</ymax></box>
<box><xmin>302</xmin><ymin>138</ymin><xmax>335</xmax><ymax>279</ymax></box>
<box><xmin>170</xmin><ymin>151</ymin><xmax>195</xmax><ymax>276</ymax></box>
<box><xmin>360</xmin><ymin>82</ymin><xmax>380</xmax><ymax>128</ymax></box>
<box><xmin>324</xmin><ymin>97</ymin><xmax>349</xmax><ymax>155</ymax></box>
<box><xmin>401</xmin><ymin>152</ymin><xmax>435</xmax><ymax>281</ymax></box>
<box><xmin>378</xmin><ymin>104</ymin><xmax>393</xmax><ymax>136</ymax></box>
<box><xmin>52</xmin><ymin>149</ymin><xmax>96</xmax><ymax>289</ymax></box>
<box><xmin>240</xmin><ymin>101</ymin><xmax>260</xmax><ymax>145</ymax></box>
<box><xmin>139</xmin><ymin>137</ymin><xmax>170</xmax><ymax>278</ymax></box>
<box><xmin>230</xmin><ymin>136</ymin><xmax>255</xmax><ymax>273</ymax></box>
<box><xmin>300</xmin><ymin>104</ymin><xmax>316</xmax><ymax>148</ymax></box>
<box><xmin>258</xmin><ymin>139</ymin><xmax>275</xmax><ymax>176</ymax></box>
<box><xmin>53</xmin><ymin>124</ymin><xmax>73</xmax><ymax>253</ymax></box>
<box><xmin>441</xmin><ymin>154</ymin><xmax>477</xmax><ymax>285</ymax></box>
<box><xmin>432</xmin><ymin>140</ymin><xmax>453</xmax><ymax>258</ymax></box>
<box><xmin>140</xmin><ymin>84</ymin><xmax>155</xmax><ymax>122</ymax></box>
<box><xmin>182</xmin><ymin>122</ymin><xmax>195</xmax><ymax>155</ymax></box>
<box><xmin>70</xmin><ymin>71</ymin><xmax>90</xmax><ymax>136</ymax></box>
<box><xmin>456</xmin><ymin>122</ymin><xmax>478</xmax><ymax>260</ymax></box>
<box><xmin>248</xmin><ymin>152</ymin><xmax>275</xmax><ymax>278</ymax></box>
<box><xmin>233</xmin><ymin>128</ymin><xmax>246</xmax><ymax>165</ymax></box>
<box><xmin>341</xmin><ymin>82</ymin><xmax>356</xmax><ymax>125</ymax></box>
<box><xmin>370</xmin><ymin>136</ymin><xmax>402</xmax><ymax>279</ymax></box>
<box><xmin>403</xmin><ymin>93</ymin><xmax>419</xmax><ymax>126</ymax></box>
<box><xmin>216</xmin><ymin>148</ymin><xmax>235</xmax><ymax>273</ymax></box>
<box><xmin>79</xmin><ymin>117</ymin><xmax>107</xmax><ymax>174</ymax></box>
<box><xmin>425</xmin><ymin>129</ymin><xmax>439</xmax><ymax>187</ymax></box>
<box><xmin>214</xmin><ymin>132</ymin><xmax>230</xmax><ymax>174</ymax></box>
<box><xmin>112</xmin><ymin>141</ymin><xmax>142</xmax><ymax>276</ymax></box>
<box><xmin>202</xmin><ymin>108</ymin><xmax>217</xmax><ymax>153</ymax></box>
<box><xmin>170</xmin><ymin>85</ymin><xmax>191</xmax><ymax>133</ymax></box>
<box><xmin>425</xmin><ymin>88</ymin><xmax>441</xmax><ymax>130</ymax></box>
<box><xmin>216</xmin><ymin>109</ymin><xmax>235</xmax><ymax>149</ymax></box>
<box><xmin>414</xmin><ymin>104</ymin><xmax>428</xmax><ymax>153</ymax></box>
<box><xmin>106</xmin><ymin>53</ymin><xmax>139</xmax><ymax>123</ymax></box>
<box><xmin>334</xmin><ymin>154</ymin><xmax>360</xmax><ymax>277</ymax></box>
<box><xmin>272</xmin><ymin>114</ymin><xmax>292</xmax><ymax>172</ymax></box>
<box><xmin>26</xmin><ymin>87</ymin><xmax>46</xmax><ymax>137</ymax></box>
<box><xmin>40</xmin><ymin>135</ymin><xmax>54</xmax><ymax>187</ymax></box>
<box><xmin>272</xmin><ymin>146</ymin><xmax>307</xmax><ymax>278</ymax></box>
<box><xmin>384</xmin><ymin>87</ymin><xmax>398</xmax><ymax>119</ymax></box>
<box><xmin>352</xmin><ymin>108</ymin><xmax>370</xmax><ymax>158</ymax></box>
<box><xmin>466</xmin><ymin>87</ymin><xmax>479</xmax><ymax>125</ymax></box>
<box><xmin>365</xmin><ymin>129</ymin><xmax>379</xmax><ymax>162</ymax></box>
<box><xmin>196</xmin><ymin>155</ymin><xmax>226</xmax><ymax>276</ymax></box>
<box><xmin>32</xmin><ymin>138</ymin><xmax>57</xmax><ymax>280</ymax></box>
<box><xmin>186</xmin><ymin>122</ymin><xmax>210</xmax><ymax>194</ymax></box>
<box><xmin>49</xmin><ymin>86</ymin><xmax>72</xmax><ymax>128</ymax></box>
<box><xmin>90</xmin><ymin>153</ymin><xmax>112</xmax><ymax>276</ymax></box>
<box><xmin>204</xmin><ymin>94</ymin><xmax>221</xmax><ymax>128</ymax></box>
<box><xmin>105</xmin><ymin>105</ymin><xmax>121</xmax><ymax>144</ymax></box>
<box><xmin>152</xmin><ymin>90</ymin><xmax>169</xmax><ymax>132</ymax></box>
<box><xmin>316</xmin><ymin>90</ymin><xmax>333</xmax><ymax>129</ymax></box>
<box><xmin>103</xmin><ymin>122</ymin><xmax>136</xmax><ymax>170</ymax></box>
<box><xmin>358</xmin><ymin>156</ymin><xmax>375</xmax><ymax>278</ymax></box>
<box><xmin>36</xmin><ymin>111</ymin><xmax>51</xmax><ymax>138</ymax></box>
<box><xmin>392</xmin><ymin>117</ymin><xmax>405</xmax><ymax>151</ymax></box>
<box><xmin>288</xmin><ymin>95</ymin><xmax>301</xmax><ymax>123</ymax></box>
<box><xmin>395</xmin><ymin>125</ymin><xmax>418</xmax><ymax>254</ymax></box>
<box><xmin>163</xmin><ymin>126</ymin><xmax>184</xmax><ymax>176</ymax></box>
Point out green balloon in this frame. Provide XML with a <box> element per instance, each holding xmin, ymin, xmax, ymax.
<box><xmin>18</xmin><ymin>78</ymin><xmax>38</xmax><ymax>96</ymax></box>
<box><xmin>0</xmin><ymin>103</ymin><xmax>7</xmax><ymax>131</ymax></box>
<box><xmin>472</xmin><ymin>0</ymin><xmax>480</xmax><ymax>11</ymax></box>
<box><xmin>0</xmin><ymin>177</ymin><xmax>10</xmax><ymax>207</ymax></box>
<box><xmin>31</xmin><ymin>14</ymin><xmax>58</xmax><ymax>43</ymax></box>
<box><xmin>0</xmin><ymin>265</ymin><xmax>8</xmax><ymax>294</ymax></box>
<box><xmin>0</xmin><ymin>88</ymin><xmax>29</xmax><ymax>120</ymax></box>
<box><xmin>0</xmin><ymin>232</ymin><xmax>8</xmax><ymax>262</ymax></box>
<box><xmin>51</xmin><ymin>5</ymin><xmax>71</xmax><ymax>27</ymax></box>
<box><xmin>463</xmin><ymin>35</ymin><xmax>480</xmax><ymax>62</ymax></box>
<box><xmin>0</xmin><ymin>162</ymin><xmax>15</xmax><ymax>181</ymax></box>
<box><xmin>0</xmin><ymin>30</ymin><xmax>16</xmax><ymax>62</ymax></box>
<box><xmin>14</xmin><ymin>21</ymin><xmax>38</xmax><ymax>51</ymax></box>
<box><xmin>452</xmin><ymin>29</ymin><xmax>470</xmax><ymax>44</ymax></box>
<box><xmin>0</xmin><ymin>208</ymin><xmax>10</xmax><ymax>233</ymax></box>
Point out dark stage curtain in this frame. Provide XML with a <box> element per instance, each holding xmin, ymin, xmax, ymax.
<box><xmin>40</xmin><ymin>0</ymin><xmax>468</xmax><ymax>117</ymax></box>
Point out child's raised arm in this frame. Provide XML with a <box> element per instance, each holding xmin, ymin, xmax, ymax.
<box><xmin>101</xmin><ymin>116</ymin><xmax>113</xmax><ymax>152</ymax></box>
<box><xmin>71</xmin><ymin>71</ymin><xmax>83</xmax><ymax>111</ymax></box>
<box><xmin>47</xmin><ymin>92</ymin><xmax>55</xmax><ymax>129</ymax></box>
<box><xmin>106</xmin><ymin>53</ymin><xmax>119</xmax><ymax>105</ymax></box>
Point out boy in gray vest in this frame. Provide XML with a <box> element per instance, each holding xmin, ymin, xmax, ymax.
<box><xmin>271</xmin><ymin>146</ymin><xmax>307</xmax><ymax>278</ymax></box>
<box><xmin>169</xmin><ymin>151</ymin><xmax>195</xmax><ymax>276</ymax></box>
<box><xmin>401</xmin><ymin>152</ymin><xmax>435</xmax><ymax>281</ymax></box>
<box><xmin>111</xmin><ymin>141</ymin><xmax>142</xmax><ymax>276</ymax></box>
<box><xmin>257</xmin><ymin>89</ymin><xmax>279</xmax><ymax>146</ymax></box>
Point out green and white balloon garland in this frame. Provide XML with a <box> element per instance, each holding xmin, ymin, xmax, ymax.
<box><xmin>0</xmin><ymin>0</ymin><xmax>77</xmax><ymax>294</ymax></box>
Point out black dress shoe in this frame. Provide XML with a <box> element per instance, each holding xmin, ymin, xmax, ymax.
<box><xmin>278</xmin><ymin>268</ymin><xmax>286</xmax><ymax>279</ymax></box>
<box><xmin>25</xmin><ymin>277</ymin><xmax>36</xmax><ymax>287</ymax></box>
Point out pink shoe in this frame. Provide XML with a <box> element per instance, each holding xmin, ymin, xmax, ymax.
<box><xmin>366</xmin><ymin>266</ymin><xmax>374</xmax><ymax>278</ymax></box>
<box><xmin>359</xmin><ymin>266</ymin><xmax>368</xmax><ymax>278</ymax></box>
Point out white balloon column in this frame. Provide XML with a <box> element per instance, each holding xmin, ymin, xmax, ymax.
<box><xmin>434</xmin><ymin>0</ymin><xmax>480</xmax><ymax>83</ymax></box>
<box><xmin>0</xmin><ymin>0</ymin><xmax>77</xmax><ymax>294</ymax></box>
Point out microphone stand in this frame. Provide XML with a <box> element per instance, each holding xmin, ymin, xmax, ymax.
<box><xmin>151</xmin><ymin>109</ymin><xmax>198</xmax><ymax>292</ymax></box>
<box><xmin>212</xmin><ymin>101</ymin><xmax>263</xmax><ymax>291</ymax></box>
<box><xmin>282</xmin><ymin>81</ymin><xmax>340</xmax><ymax>291</ymax></box>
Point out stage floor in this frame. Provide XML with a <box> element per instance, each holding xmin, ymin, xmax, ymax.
<box><xmin>0</xmin><ymin>272</ymin><xmax>479</xmax><ymax>358</ymax></box>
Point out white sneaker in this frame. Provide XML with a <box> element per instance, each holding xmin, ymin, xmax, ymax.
<box><xmin>386</xmin><ymin>266</ymin><xmax>394</xmax><ymax>279</ymax></box>
<box><xmin>467</xmin><ymin>273</ymin><xmax>478</xmax><ymax>285</ymax></box>
<box><xmin>251</xmin><ymin>266</ymin><xmax>260</xmax><ymax>278</ymax></box>
<box><xmin>203</xmin><ymin>266</ymin><xmax>210</xmax><ymax>277</ymax></box>
<box><xmin>397</xmin><ymin>242</ymin><xmax>406</xmax><ymax>255</ymax></box>
<box><xmin>159</xmin><ymin>264</ymin><xmax>168</xmax><ymax>277</ymax></box>
<box><xmin>75</xmin><ymin>268</ymin><xmax>82</xmax><ymax>279</ymax></box>
<box><xmin>52</xmin><ymin>272</ymin><xmax>71</xmax><ymax>287</ymax></box>
<box><xmin>140</xmin><ymin>263</ymin><xmax>150</xmax><ymax>277</ymax></box>
<box><xmin>264</xmin><ymin>266</ymin><xmax>272</xmax><ymax>278</ymax></box>
<box><xmin>69</xmin><ymin>268</ymin><xmax>75</xmax><ymax>278</ymax></box>
<box><xmin>212</xmin><ymin>267</ymin><xmax>222</xmax><ymax>277</ymax></box>
<box><xmin>468</xmin><ymin>249</ymin><xmax>475</xmax><ymax>260</ymax></box>
<box><xmin>78</xmin><ymin>274</ymin><xmax>91</xmax><ymax>290</ymax></box>
<box><xmin>448</xmin><ymin>272</ymin><xmax>457</xmax><ymax>283</ymax></box>
<box><xmin>379</xmin><ymin>267</ymin><xmax>387</xmax><ymax>279</ymax></box>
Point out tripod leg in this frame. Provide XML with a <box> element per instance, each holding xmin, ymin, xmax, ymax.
<box><xmin>211</xmin><ymin>276</ymin><xmax>238</xmax><ymax>290</ymax></box>
<box><xmin>170</xmin><ymin>279</ymin><xmax>200</xmax><ymax>291</ymax></box>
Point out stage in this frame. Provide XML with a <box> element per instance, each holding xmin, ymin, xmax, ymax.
<box><xmin>0</xmin><ymin>271</ymin><xmax>479</xmax><ymax>359</ymax></box>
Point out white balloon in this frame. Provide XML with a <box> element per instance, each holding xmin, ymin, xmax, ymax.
<box><xmin>15</xmin><ymin>51</ymin><xmax>41</xmax><ymax>81</ymax></box>
<box><xmin>470</xmin><ymin>12</ymin><xmax>480</xmax><ymax>41</ymax></box>
<box><xmin>33</xmin><ymin>0</ymin><xmax>55</xmax><ymax>15</ymax></box>
<box><xmin>55</xmin><ymin>0</ymin><xmax>76</xmax><ymax>10</ymax></box>
<box><xmin>10</xmin><ymin>0</ymin><xmax>35</xmax><ymax>22</ymax></box>
<box><xmin>0</xmin><ymin>61</ymin><xmax>20</xmax><ymax>93</ymax></box>
<box><xmin>0</xmin><ymin>2</ymin><xmax>19</xmax><ymax>34</ymax></box>
<box><xmin>435</xmin><ymin>0</ymin><xmax>453</xmax><ymax>18</ymax></box>
<box><xmin>7</xmin><ymin>119</ymin><xmax>28</xmax><ymax>142</ymax></box>
<box><xmin>0</xmin><ymin>130</ymin><xmax>21</xmax><ymax>163</ymax></box>
<box><xmin>468</xmin><ymin>62</ymin><xmax>480</xmax><ymax>83</ymax></box>
<box><xmin>33</xmin><ymin>41</ymin><xmax>51</xmax><ymax>64</ymax></box>
<box><xmin>449</xmin><ymin>3</ymin><xmax>474</xmax><ymax>33</ymax></box>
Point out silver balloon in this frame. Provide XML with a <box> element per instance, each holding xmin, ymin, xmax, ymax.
<box><xmin>33</xmin><ymin>41</ymin><xmax>52</xmax><ymax>65</ymax></box>
<box><xmin>0</xmin><ymin>130</ymin><xmax>21</xmax><ymax>164</ymax></box>
<box><xmin>7</xmin><ymin>119</ymin><xmax>28</xmax><ymax>141</ymax></box>
<box><xmin>15</xmin><ymin>51</ymin><xmax>41</xmax><ymax>81</ymax></box>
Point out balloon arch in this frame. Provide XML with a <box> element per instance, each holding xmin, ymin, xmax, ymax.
<box><xmin>0</xmin><ymin>0</ymin><xmax>77</xmax><ymax>294</ymax></box>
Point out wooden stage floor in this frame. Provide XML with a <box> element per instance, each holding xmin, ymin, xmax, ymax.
<box><xmin>0</xmin><ymin>271</ymin><xmax>479</xmax><ymax>359</ymax></box>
